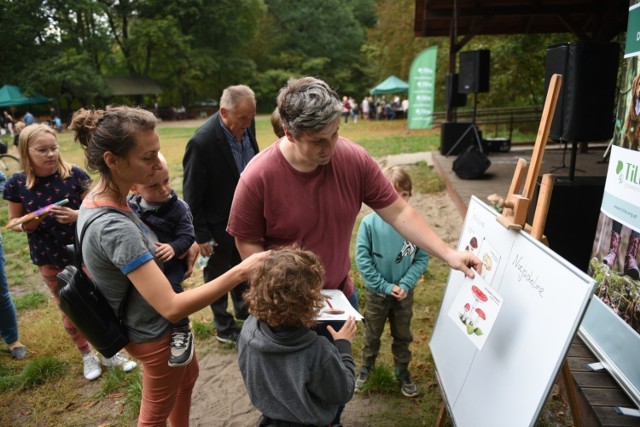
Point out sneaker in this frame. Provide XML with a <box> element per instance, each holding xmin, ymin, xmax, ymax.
<box><xmin>83</xmin><ymin>351</ymin><xmax>102</xmax><ymax>381</ymax></box>
<box><xmin>168</xmin><ymin>328</ymin><xmax>194</xmax><ymax>367</ymax></box>
<box><xmin>396</xmin><ymin>369</ymin><xmax>418</xmax><ymax>398</ymax></box>
<box><xmin>102</xmin><ymin>351</ymin><xmax>137</xmax><ymax>372</ymax></box>
<box><xmin>10</xmin><ymin>345</ymin><xmax>28</xmax><ymax>360</ymax></box>
<box><xmin>216</xmin><ymin>328</ymin><xmax>240</xmax><ymax>344</ymax></box>
<box><xmin>355</xmin><ymin>368</ymin><xmax>369</xmax><ymax>393</ymax></box>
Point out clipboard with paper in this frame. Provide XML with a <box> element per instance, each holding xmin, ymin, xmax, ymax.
<box><xmin>317</xmin><ymin>289</ymin><xmax>363</xmax><ymax>321</ymax></box>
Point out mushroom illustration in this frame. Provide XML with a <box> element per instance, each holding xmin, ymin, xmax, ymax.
<box><xmin>471</xmin><ymin>307</ymin><xmax>486</xmax><ymax>326</ymax></box>
<box><xmin>472</xmin><ymin>308</ymin><xmax>486</xmax><ymax>336</ymax></box>
<box><xmin>461</xmin><ymin>302</ymin><xmax>471</xmax><ymax>322</ymax></box>
<box><xmin>482</xmin><ymin>253</ymin><xmax>492</xmax><ymax>271</ymax></box>
<box><xmin>469</xmin><ymin>285</ymin><xmax>488</xmax><ymax>317</ymax></box>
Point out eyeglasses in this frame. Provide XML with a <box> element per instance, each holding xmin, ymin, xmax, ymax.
<box><xmin>30</xmin><ymin>146</ymin><xmax>60</xmax><ymax>156</ymax></box>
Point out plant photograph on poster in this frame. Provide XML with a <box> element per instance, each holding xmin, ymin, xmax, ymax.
<box><xmin>591</xmin><ymin>213</ymin><xmax>640</xmax><ymax>333</ymax></box>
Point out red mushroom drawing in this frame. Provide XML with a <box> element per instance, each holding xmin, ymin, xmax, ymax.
<box><xmin>460</xmin><ymin>302</ymin><xmax>471</xmax><ymax>323</ymax></box>
<box><xmin>463</xmin><ymin>285</ymin><xmax>487</xmax><ymax>327</ymax></box>
<box><xmin>469</xmin><ymin>237</ymin><xmax>478</xmax><ymax>250</ymax></box>
<box><xmin>471</xmin><ymin>285</ymin><xmax>488</xmax><ymax>310</ymax></box>
<box><xmin>471</xmin><ymin>308</ymin><xmax>486</xmax><ymax>326</ymax></box>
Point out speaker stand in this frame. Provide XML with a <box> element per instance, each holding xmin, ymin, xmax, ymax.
<box><xmin>446</xmin><ymin>94</ymin><xmax>482</xmax><ymax>157</ymax></box>
<box><xmin>444</xmin><ymin>123</ymin><xmax>483</xmax><ymax>157</ymax></box>
<box><xmin>550</xmin><ymin>140</ymin><xmax>570</xmax><ymax>172</ymax></box>
<box><xmin>568</xmin><ymin>140</ymin><xmax>585</xmax><ymax>180</ymax></box>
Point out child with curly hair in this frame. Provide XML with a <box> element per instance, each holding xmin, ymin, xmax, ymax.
<box><xmin>238</xmin><ymin>247</ymin><xmax>357</xmax><ymax>427</ymax></box>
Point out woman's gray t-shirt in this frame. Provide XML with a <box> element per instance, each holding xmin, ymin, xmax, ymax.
<box><xmin>77</xmin><ymin>206</ymin><xmax>170</xmax><ymax>343</ymax></box>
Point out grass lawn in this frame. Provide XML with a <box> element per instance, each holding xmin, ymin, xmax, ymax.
<box><xmin>0</xmin><ymin>117</ymin><xmax>546</xmax><ymax>426</ymax></box>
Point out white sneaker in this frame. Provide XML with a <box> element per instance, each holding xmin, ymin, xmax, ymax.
<box><xmin>82</xmin><ymin>351</ymin><xmax>102</xmax><ymax>381</ymax></box>
<box><xmin>101</xmin><ymin>352</ymin><xmax>138</xmax><ymax>372</ymax></box>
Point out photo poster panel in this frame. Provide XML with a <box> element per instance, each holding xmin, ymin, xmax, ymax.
<box><xmin>431</xmin><ymin>197</ymin><xmax>596</xmax><ymax>427</ymax></box>
<box><xmin>583</xmin><ymin>30</ymin><xmax>640</xmax><ymax>407</ymax></box>
<box><xmin>585</xmin><ymin>146</ymin><xmax>640</xmax><ymax>406</ymax></box>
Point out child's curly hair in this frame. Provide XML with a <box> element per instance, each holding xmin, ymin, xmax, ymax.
<box><xmin>245</xmin><ymin>246</ymin><xmax>326</xmax><ymax>328</ymax></box>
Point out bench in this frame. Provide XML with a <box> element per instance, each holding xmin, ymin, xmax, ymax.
<box><xmin>563</xmin><ymin>336</ymin><xmax>640</xmax><ymax>426</ymax></box>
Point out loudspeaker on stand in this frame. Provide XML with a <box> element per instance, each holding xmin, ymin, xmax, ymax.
<box><xmin>458</xmin><ymin>50</ymin><xmax>490</xmax><ymax>94</ymax></box>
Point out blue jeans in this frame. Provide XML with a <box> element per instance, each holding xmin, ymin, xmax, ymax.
<box><xmin>0</xmin><ymin>235</ymin><xmax>19</xmax><ymax>345</ymax></box>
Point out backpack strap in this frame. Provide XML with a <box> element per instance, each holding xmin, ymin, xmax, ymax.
<box><xmin>76</xmin><ymin>208</ymin><xmax>133</xmax><ymax>324</ymax></box>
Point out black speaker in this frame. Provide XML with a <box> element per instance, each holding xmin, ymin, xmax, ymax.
<box><xmin>446</xmin><ymin>73</ymin><xmax>467</xmax><ymax>108</ymax></box>
<box><xmin>545</xmin><ymin>43</ymin><xmax>569</xmax><ymax>140</ymax></box>
<box><xmin>440</xmin><ymin>122</ymin><xmax>482</xmax><ymax>155</ymax></box>
<box><xmin>528</xmin><ymin>176</ymin><xmax>606</xmax><ymax>272</ymax></box>
<box><xmin>545</xmin><ymin>41</ymin><xmax>619</xmax><ymax>142</ymax></box>
<box><xmin>452</xmin><ymin>146</ymin><xmax>491</xmax><ymax>180</ymax></box>
<box><xmin>458</xmin><ymin>50</ymin><xmax>490</xmax><ymax>94</ymax></box>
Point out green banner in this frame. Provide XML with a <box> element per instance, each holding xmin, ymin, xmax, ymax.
<box><xmin>625</xmin><ymin>4</ymin><xmax>640</xmax><ymax>58</ymax></box>
<box><xmin>408</xmin><ymin>46</ymin><xmax>438</xmax><ymax>129</ymax></box>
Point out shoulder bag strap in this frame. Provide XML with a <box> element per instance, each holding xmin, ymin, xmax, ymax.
<box><xmin>76</xmin><ymin>208</ymin><xmax>133</xmax><ymax>323</ymax></box>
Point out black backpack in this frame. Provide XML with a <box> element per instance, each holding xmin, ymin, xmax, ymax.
<box><xmin>57</xmin><ymin>210</ymin><xmax>132</xmax><ymax>358</ymax></box>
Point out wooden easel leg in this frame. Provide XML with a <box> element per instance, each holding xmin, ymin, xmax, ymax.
<box><xmin>436</xmin><ymin>402</ymin><xmax>448</xmax><ymax>427</ymax></box>
<box><xmin>561</xmin><ymin>360</ymin><xmax>583</xmax><ymax>427</ymax></box>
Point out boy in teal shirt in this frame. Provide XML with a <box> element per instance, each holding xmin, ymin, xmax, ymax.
<box><xmin>355</xmin><ymin>166</ymin><xmax>429</xmax><ymax>397</ymax></box>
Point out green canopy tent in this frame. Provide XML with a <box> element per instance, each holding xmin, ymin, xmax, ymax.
<box><xmin>0</xmin><ymin>85</ymin><xmax>51</xmax><ymax>108</ymax></box>
<box><xmin>369</xmin><ymin>75</ymin><xmax>409</xmax><ymax>95</ymax></box>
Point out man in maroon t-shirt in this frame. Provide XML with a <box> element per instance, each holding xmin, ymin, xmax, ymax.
<box><xmin>228</xmin><ymin>77</ymin><xmax>480</xmax><ymax>298</ymax></box>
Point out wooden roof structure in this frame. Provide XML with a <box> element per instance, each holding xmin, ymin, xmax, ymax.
<box><xmin>414</xmin><ymin>0</ymin><xmax>629</xmax><ymax>42</ymax></box>
<box><xmin>414</xmin><ymin>0</ymin><xmax>629</xmax><ymax>120</ymax></box>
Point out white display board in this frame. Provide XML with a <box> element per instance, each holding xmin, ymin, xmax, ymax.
<box><xmin>430</xmin><ymin>197</ymin><xmax>596</xmax><ymax>427</ymax></box>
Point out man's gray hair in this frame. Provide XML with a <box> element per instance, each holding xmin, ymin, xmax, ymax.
<box><xmin>276</xmin><ymin>77</ymin><xmax>342</xmax><ymax>138</ymax></box>
<box><xmin>220</xmin><ymin>85</ymin><xmax>256</xmax><ymax>111</ymax></box>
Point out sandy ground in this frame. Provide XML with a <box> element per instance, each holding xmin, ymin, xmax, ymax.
<box><xmin>189</xmin><ymin>153</ymin><xmax>464</xmax><ymax>426</ymax></box>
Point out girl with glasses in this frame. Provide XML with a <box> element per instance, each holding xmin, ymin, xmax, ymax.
<box><xmin>2</xmin><ymin>123</ymin><xmax>136</xmax><ymax>380</ymax></box>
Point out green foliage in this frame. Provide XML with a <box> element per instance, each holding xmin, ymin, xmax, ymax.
<box><xmin>358</xmin><ymin>364</ymin><xmax>399</xmax><ymax>394</ymax></box>
<box><xmin>0</xmin><ymin>364</ymin><xmax>20</xmax><ymax>391</ymax></box>
<box><xmin>357</xmin><ymin>133</ymin><xmax>440</xmax><ymax>157</ymax></box>
<box><xmin>365</xmin><ymin>0</ymin><xmax>433</xmax><ymax>83</ymax></box>
<box><xmin>13</xmin><ymin>291</ymin><xmax>47</xmax><ymax>311</ymax></box>
<box><xmin>125</xmin><ymin>369</ymin><xmax>143</xmax><ymax>421</ymax></box>
<box><xmin>0</xmin><ymin>0</ymin><xmax>54</xmax><ymax>87</ymax></box>
<box><xmin>98</xmin><ymin>366</ymin><xmax>141</xmax><ymax>398</ymax></box>
<box><xmin>192</xmin><ymin>319</ymin><xmax>216</xmax><ymax>341</ymax></box>
<box><xmin>20</xmin><ymin>357</ymin><xmax>65</xmax><ymax>389</ymax></box>
<box><xmin>264</xmin><ymin>0</ymin><xmax>370</xmax><ymax>94</ymax></box>
<box><xmin>411</xmin><ymin>161</ymin><xmax>445</xmax><ymax>194</ymax></box>
<box><xmin>0</xmin><ymin>0</ymin><xmax>569</xmax><ymax>119</ymax></box>
<box><xmin>466</xmin><ymin>34</ymin><xmax>573</xmax><ymax>108</ymax></box>
<box><xmin>0</xmin><ymin>357</ymin><xmax>65</xmax><ymax>391</ymax></box>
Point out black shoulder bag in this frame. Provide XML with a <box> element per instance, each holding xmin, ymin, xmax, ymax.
<box><xmin>57</xmin><ymin>209</ymin><xmax>132</xmax><ymax>358</ymax></box>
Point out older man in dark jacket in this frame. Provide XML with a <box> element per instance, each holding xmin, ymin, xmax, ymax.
<box><xmin>182</xmin><ymin>85</ymin><xmax>259</xmax><ymax>343</ymax></box>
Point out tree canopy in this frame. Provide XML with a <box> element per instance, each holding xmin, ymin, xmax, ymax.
<box><xmin>0</xmin><ymin>0</ymin><xmax>586</xmax><ymax>116</ymax></box>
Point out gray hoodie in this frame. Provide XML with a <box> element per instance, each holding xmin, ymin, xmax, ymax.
<box><xmin>238</xmin><ymin>316</ymin><xmax>355</xmax><ymax>425</ymax></box>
